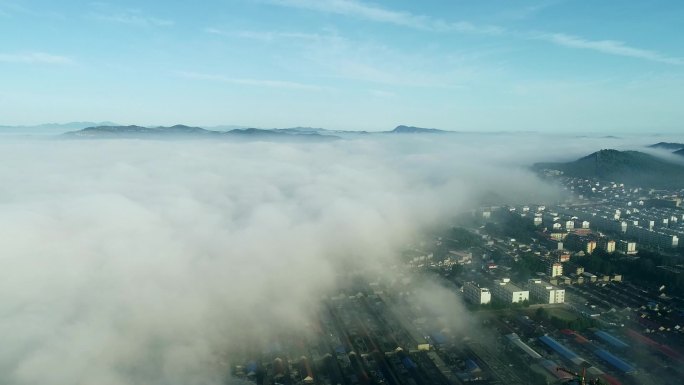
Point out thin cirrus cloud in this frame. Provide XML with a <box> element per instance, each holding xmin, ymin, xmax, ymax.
<box><xmin>265</xmin><ymin>0</ymin><xmax>503</xmax><ymax>35</ymax></box>
<box><xmin>0</xmin><ymin>52</ymin><xmax>73</xmax><ymax>65</ymax></box>
<box><xmin>207</xmin><ymin>28</ymin><xmax>465</xmax><ymax>89</ymax></box>
<box><xmin>535</xmin><ymin>33</ymin><xmax>684</xmax><ymax>65</ymax></box>
<box><xmin>87</xmin><ymin>5</ymin><xmax>173</xmax><ymax>27</ymax></box>
<box><xmin>205</xmin><ymin>27</ymin><xmax>327</xmax><ymax>42</ymax></box>
<box><xmin>175</xmin><ymin>71</ymin><xmax>328</xmax><ymax>91</ymax></box>
<box><xmin>266</xmin><ymin>0</ymin><xmax>682</xmax><ymax>66</ymax></box>
<box><xmin>205</xmin><ymin>24</ymin><xmax>470</xmax><ymax>89</ymax></box>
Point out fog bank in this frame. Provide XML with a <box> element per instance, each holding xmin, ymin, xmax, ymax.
<box><xmin>0</xmin><ymin>133</ymin><xmax>674</xmax><ymax>384</ymax></box>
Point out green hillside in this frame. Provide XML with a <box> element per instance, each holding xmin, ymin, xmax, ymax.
<box><xmin>534</xmin><ymin>149</ymin><xmax>684</xmax><ymax>188</ymax></box>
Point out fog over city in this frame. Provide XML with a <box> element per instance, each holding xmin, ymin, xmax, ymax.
<box><xmin>0</xmin><ymin>132</ymin><xmax>678</xmax><ymax>385</ymax></box>
<box><xmin>3</xmin><ymin>0</ymin><xmax>684</xmax><ymax>383</ymax></box>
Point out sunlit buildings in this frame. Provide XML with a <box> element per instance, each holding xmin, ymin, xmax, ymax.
<box><xmin>617</xmin><ymin>240</ymin><xmax>637</xmax><ymax>255</ymax></box>
<box><xmin>492</xmin><ymin>278</ymin><xmax>529</xmax><ymax>304</ymax></box>
<box><xmin>463</xmin><ymin>282</ymin><xmax>492</xmax><ymax>305</ymax></box>
<box><xmin>528</xmin><ymin>279</ymin><xmax>565</xmax><ymax>304</ymax></box>
<box><xmin>547</xmin><ymin>262</ymin><xmax>563</xmax><ymax>278</ymax></box>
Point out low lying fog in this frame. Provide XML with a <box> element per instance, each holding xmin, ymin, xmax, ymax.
<box><xmin>0</xmin><ymin>133</ymin><xmax>678</xmax><ymax>384</ymax></box>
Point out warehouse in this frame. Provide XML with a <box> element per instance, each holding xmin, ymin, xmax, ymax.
<box><xmin>506</xmin><ymin>333</ymin><xmax>542</xmax><ymax>359</ymax></box>
<box><xmin>593</xmin><ymin>349</ymin><xmax>636</xmax><ymax>374</ymax></box>
<box><xmin>539</xmin><ymin>335</ymin><xmax>586</xmax><ymax>366</ymax></box>
<box><xmin>594</xmin><ymin>330</ymin><xmax>629</xmax><ymax>349</ymax></box>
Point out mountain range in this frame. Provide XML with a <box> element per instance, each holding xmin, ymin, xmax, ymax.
<box><xmin>60</xmin><ymin>124</ymin><xmax>451</xmax><ymax>140</ymax></box>
<box><xmin>647</xmin><ymin>142</ymin><xmax>684</xmax><ymax>159</ymax></box>
<box><xmin>534</xmin><ymin>149</ymin><xmax>684</xmax><ymax>189</ymax></box>
<box><xmin>62</xmin><ymin>124</ymin><xmax>341</xmax><ymax>141</ymax></box>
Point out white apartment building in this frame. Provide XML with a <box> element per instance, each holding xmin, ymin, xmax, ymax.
<box><xmin>548</xmin><ymin>262</ymin><xmax>563</xmax><ymax>278</ymax></box>
<box><xmin>492</xmin><ymin>278</ymin><xmax>529</xmax><ymax>304</ymax></box>
<box><xmin>617</xmin><ymin>240</ymin><xmax>637</xmax><ymax>255</ymax></box>
<box><xmin>528</xmin><ymin>280</ymin><xmax>565</xmax><ymax>304</ymax></box>
<box><xmin>463</xmin><ymin>282</ymin><xmax>491</xmax><ymax>305</ymax></box>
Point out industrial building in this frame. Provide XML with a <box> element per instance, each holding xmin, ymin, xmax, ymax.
<box><xmin>593</xmin><ymin>349</ymin><xmax>636</xmax><ymax>374</ymax></box>
<box><xmin>594</xmin><ymin>330</ymin><xmax>629</xmax><ymax>349</ymax></box>
<box><xmin>538</xmin><ymin>335</ymin><xmax>586</xmax><ymax>367</ymax></box>
<box><xmin>540</xmin><ymin>360</ymin><xmax>574</xmax><ymax>381</ymax></box>
<box><xmin>505</xmin><ymin>333</ymin><xmax>542</xmax><ymax>359</ymax></box>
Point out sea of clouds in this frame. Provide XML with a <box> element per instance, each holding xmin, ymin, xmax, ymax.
<box><xmin>0</xmin><ymin>132</ymin><xmax>680</xmax><ymax>384</ymax></box>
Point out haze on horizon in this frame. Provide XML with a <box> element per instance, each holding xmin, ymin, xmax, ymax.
<box><xmin>1</xmin><ymin>0</ymin><xmax>684</xmax><ymax>132</ymax></box>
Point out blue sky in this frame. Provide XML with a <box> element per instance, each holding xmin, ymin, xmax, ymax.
<box><xmin>1</xmin><ymin>0</ymin><xmax>683</xmax><ymax>132</ymax></box>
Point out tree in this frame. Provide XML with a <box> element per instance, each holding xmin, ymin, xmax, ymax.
<box><xmin>535</xmin><ymin>307</ymin><xmax>548</xmax><ymax>320</ymax></box>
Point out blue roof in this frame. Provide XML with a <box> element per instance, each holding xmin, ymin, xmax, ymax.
<box><xmin>465</xmin><ymin>359</ymin><xmax>480</xmax><ymax>372</ymax></box>
<box><xmin>430</xmin><ymin>332</ymin><xmax>447</xmax><ymax>344</ymax></box>
<box><xmin>539</xmin><ymin>336</ymin><xmax>580</xmax><ymax>362</ymax></box>
<box><xmin>594</xmin><ymin>349</ymin><xmax>636</xmax><ymax>374</ymax></box>
<box><xmin>595</xmin><ymin>330</ymin><xmax>629</xmax><ymax>349</ymax></box>
<box><xmin>402</xmin><ymin>357</ymin><xmax>417</xmax><ymax>370</ymax></box>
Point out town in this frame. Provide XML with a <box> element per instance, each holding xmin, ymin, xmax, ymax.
<box><xmin>227</xmin><ymin>174</ymin><xmax>684</xmax><ymax>385</ymax></box>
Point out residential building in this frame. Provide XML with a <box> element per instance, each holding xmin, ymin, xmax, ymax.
<box><xmin>547</xmin><ymin>262</ymin><xmax>563</xmax><ymax>278</ymax></box>
<box><xmin>616</xmin><ymin>240</ymin><xmax>637</xmax><ymax>255</ymax></box>
<box><xmin>528</xmin><ymin>280</ymin><xmax>565</xmax><ymax>304</ymax></box>
<box><xmin>599</xmin><ymin>238</ymin><xmax>616</xmax><ymax>253</ymax></box>
<box><xmin>585</xmin><ymin>240</ymin><xmax>597</xmax><ymax>254</ymax></box>
<box><xmin>463</xmin><ymin>282</ymin><xmax>491</xmax><ymax>305</ymax></box>
<box><xmin>492</xmin><ymin>278</ymin><xmax>529</xmax><ymax>303</ymax></box>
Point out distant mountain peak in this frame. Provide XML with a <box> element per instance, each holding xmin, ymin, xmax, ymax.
<box><xmin>391</xmin><ymin>125</ymin><xmax>445</xmax><ymax>134</ymax></box>
<box><xmin>648</xmin><ymin>142</ymin><xmax>684</xmax><ymax>150</ymax></box>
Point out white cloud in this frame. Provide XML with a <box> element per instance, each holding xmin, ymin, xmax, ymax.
<box><xmin>0</xmin><ymin>52</ymin><xmax>73</xmax><ymax>65</ymax></box>
<box><xmin>92</xmin><ymin>13</ymin><xmax>173</xmax><ymax>27</ymax></box>
<box><xmin>369</xmin><ymin>89</ymin><xmax>396</xmax><ymax>98</ymax></box>
<box><xmin>88</xmin><ymin>4</ymin><xmax>173</xmax><ymax>27</ymax></box>
<box><xmin>495</xmin><ymin>0</ymin><xmax>564</xmax><ymax>21</ymax></box>
<box><xmin>3</xmin><ymin>133</ymin><xmax>670</xmax><ymax>384</ymax></box>
<box><xmin>265</xmin><ymin>0</ymin><xmax>503</xmax><ymax>34</ymax></box>
<box><xmin>205</xmin><ymin>27</ymin><xmax>326</xmax><ymax>42</ymax></box>
<box><xmin>175</xmin><ymin>71</ymin><xmax>328</xmax><ymax>91</ymax></box>
<box><xmin>536</xmin><ymin>33</ymin><xmax>684</xmax><ymax>65</ymax></box>
<box><xmin>0</xmin><ymin>134</ymin><xmax>572</xmax><ymax>384</ymax></box>
<box><xmin>265</xmin><ymin>1</ymin><xmax>681</xmax><ymax>66</ymax></box>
